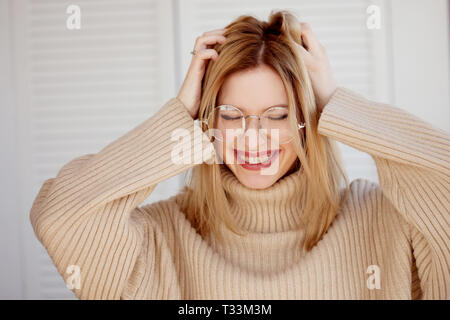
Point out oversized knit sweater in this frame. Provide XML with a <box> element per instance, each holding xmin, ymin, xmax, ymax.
<box><xmin>29</xmin><ymin>87</ymin><xmax>450</xmax><ymax>300</ymax></box>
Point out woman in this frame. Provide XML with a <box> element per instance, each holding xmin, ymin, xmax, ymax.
<box><xmin>30</xmin><ymin>11</ymin><xmax>449</xmax><ymax>299</ymax></box>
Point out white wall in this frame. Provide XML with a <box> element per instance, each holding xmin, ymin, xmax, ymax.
<box><xmin>0</xmin><ymin>0</ymin><xmax>24</xmax><ymax>299</ymax></box>
<box><xmin>390</xmin><ymin>0</ymin><xmax>450</xmax><ymax>131</ymax></box>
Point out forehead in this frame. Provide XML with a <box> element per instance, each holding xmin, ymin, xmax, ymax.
<box><xmin>218</xmin><ymin>64</ymin><xmax>288</xmax><ymax>112</ymax></box>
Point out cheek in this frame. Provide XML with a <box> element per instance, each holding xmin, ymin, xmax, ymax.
<box><xmin>280</xmin><ymin>143</ymin><xmax>298</xmax><ymax>166</ymax></box>
<box><xmin>212</xmin><ymin>139</ymin><xmax>234</xmax><ymax>165</ymax></box>
<box><xmin>223</xmin><ymin>139</ymin><xmax>238</xmax><ymax>164</ymax></box>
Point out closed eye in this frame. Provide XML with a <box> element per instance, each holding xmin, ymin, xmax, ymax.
<box><xmin>268</xmin><ymin>114</ymin><xmax>288</xmax><ymax>120</ymax></box>
<box><xmin>221</xmin><ymin>114</ymin><xmax>242</xmax><ymax>120</ymax></box>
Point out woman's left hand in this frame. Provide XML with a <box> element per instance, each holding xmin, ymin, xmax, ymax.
<box><xmin>297</xmin><ymin>22</ymin><xmax>337</xmax><ymax>113</ymax></box>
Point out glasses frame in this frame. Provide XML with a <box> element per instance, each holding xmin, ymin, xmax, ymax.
<box><xmin>201</xmin><ymin>104</ymin><xmax>306</xmax><ymax>144</ymax></box>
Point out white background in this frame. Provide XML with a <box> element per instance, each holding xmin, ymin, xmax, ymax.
<box><xmin>1</xmin><ymin>0</ymin><xmax>449</xmax><ymax>299</ymax></box>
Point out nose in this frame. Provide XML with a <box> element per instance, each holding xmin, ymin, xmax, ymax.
<box><xmin>245</xmin><ymin>116</ymin><xmax>261</xmax><ymax>131</ymax></box>
<box><xmin>240</xmin><ymin>116</ymin><xmax>268</xmax><ymax>149</ymax></box>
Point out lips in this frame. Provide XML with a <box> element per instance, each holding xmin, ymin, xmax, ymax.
<box><xmin>233</xmin><ymin>149</ymin><xmax>280</xmax><ymax>166</ymax></box>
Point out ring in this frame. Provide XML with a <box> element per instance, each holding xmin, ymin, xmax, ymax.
<box><xmin>190</xmin><ymin>50</ymin><xmax>197</xmax><ymax>56</ymax></box>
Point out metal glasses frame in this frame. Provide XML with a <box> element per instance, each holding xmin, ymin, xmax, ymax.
<box><xmin>201</xmin><ymin>104</ymin><xmax>306</xmax><ymax>144</ymax></box>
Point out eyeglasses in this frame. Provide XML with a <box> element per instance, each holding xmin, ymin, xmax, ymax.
<box><xmin>201</xmin><ymin>104</ymin><xmax>306</xmax><ymax>144</ymax></box>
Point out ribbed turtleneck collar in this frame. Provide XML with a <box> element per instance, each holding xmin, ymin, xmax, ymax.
<box><xmin>203</xmin><ymin>165</ymin><xmax>308</xmax><ymax>273</ymax></box>
<box><xmin>219</xmin><ymin>164</ymin><xmax>307</xmax><ymax>233</ymax></box>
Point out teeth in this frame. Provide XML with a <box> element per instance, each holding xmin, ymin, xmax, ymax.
<box><xmin>237</xmin><ymin>152</ymin><xmax>274</xmax><ymax>164</ymax></box>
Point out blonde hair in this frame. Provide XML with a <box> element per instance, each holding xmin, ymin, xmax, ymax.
<box><xmin>177</xmin><ymin>10</ymin><xmax>350</xmax><ymax>252</ymax></box>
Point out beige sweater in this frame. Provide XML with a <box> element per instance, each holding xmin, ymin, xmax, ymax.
<box><xmin>29</xmin><ymin>87</ymin><xmax>450</xmax><ymax>300</ymax></box>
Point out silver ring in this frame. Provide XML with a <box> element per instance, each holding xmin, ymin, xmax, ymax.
<box><xmin>190</xmin><ymin>49</ymin><xmax>197</xmax><ymax>56</ymax></box>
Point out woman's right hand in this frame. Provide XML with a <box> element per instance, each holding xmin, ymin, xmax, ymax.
<box><xmin>177</xmin><ymin>29</ymin><xmax>227</xmax><ymax>120</ymax></box>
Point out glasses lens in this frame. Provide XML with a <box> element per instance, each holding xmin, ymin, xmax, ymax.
<box><xmin>206</xmin><ymin>105</ymin><xmax>298</xmax><ymax>144</ymax></box>
<box><xmin>208</xmin><ymin>105</ymin><xmax>244</xmax><ymax>141</ymax></box>
<box><xmin>261</xmin><ymin>107</ymin><xmax>294</xmax><ymax>144</ymax></box>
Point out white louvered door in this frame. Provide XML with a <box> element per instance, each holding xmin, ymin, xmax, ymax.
<box><xmin>12</xmin><ymin>0</ymin><xmax>392</xmax><ymax>299</ymax></box>
<box><xmin>178</xmin><ymin>0</ymin><xmax>392</xmax><ymax>184</ymax></box>
<box><xmin>13</xmin><ymin>0</ymin><xmax>178</xmax><ymax>299</ymax></box>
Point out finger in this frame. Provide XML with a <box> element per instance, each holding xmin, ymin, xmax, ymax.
<box><xmin>191</xmin><ymin>48</ymin><xmax>219</xmax><ymax>68</ymax></box>
<box><xmin>299</xmin><ymin>22</ymin><xmax>322</xmax><ymax>56</ymax></box>
<box><xmin>194</xmin><ymin>34</ymin><xmax>227</xmax><ymax>51</ymax></box>
<box><xmin>297</xmin><ymin>44</ymin><xmax>313</xmax><ymax>65</ymax></box>
<box><xmin>201</xmin><ymin>29</ymin><xmax>226</xmax><ymax>48</ymax></box>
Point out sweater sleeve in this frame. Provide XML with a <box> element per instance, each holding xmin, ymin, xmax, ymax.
<box><xmin>317</xmin><ymin>87</ymin><xmax>450</xmax><ymax>299</ymax></box>
<box><xmin>29</xmin><ymin>97</ymin><xmax>215</xmax><ymax>299</ymax></box>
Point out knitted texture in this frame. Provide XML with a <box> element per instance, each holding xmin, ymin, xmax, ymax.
<box><xmin>30</xmin><ymin>87</ymin><xmax>450</xmax><ymax>299</ymax></box>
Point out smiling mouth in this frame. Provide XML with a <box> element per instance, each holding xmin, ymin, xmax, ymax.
<box><xmin>233</xmin><ymin>149</ymin><xmax>281</xmax><ymax>166</ymax></box>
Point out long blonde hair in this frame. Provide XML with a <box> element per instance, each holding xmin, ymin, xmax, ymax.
<box><xmin>177</xmin><ymin>10</ymin><xmax>350</xmax><ymax>252</ymax></box>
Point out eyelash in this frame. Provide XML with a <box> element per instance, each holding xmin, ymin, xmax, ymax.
<box><xmin>220</xmin><ymin>114</ymin><xmax>288</xmax><ymax>121</ymax></box>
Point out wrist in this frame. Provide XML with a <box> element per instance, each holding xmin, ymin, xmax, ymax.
<box><xmin>317</xmin><ymin>78</ymin><xmax>337</xmax><ymax>113</ymax></box>
<box><xmin>176</xmin><ymin>95</ymin><xmax>196</xmax><ymax>120</ymax></box>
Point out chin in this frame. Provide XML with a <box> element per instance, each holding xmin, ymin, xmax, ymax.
<box><xmin>231</xmin><ymin>168</ymin><xmax>280</xmax><ymax>189</ymax></box>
